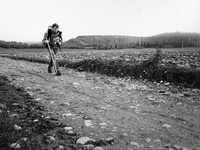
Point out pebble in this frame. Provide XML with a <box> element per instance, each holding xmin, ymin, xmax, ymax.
<box><xmin>10</xmin><ymin>113</ymin><xmax>18</xmax><ymax>117</ymax></box>
<box><xmin>130</xmin><ymin>142</ymin><xmax>140</xmax><ymax>147</ymax></box>
<box><xmin>99</xmin><ymin>122</ymin><xmax>107</xmax><ymax>126</ymax></box>
<box><xmin>50</xmin><ymin>101</ymin><xmax>55</xmax><ymax>104</ymax></box>
<box><xmin>10</xmin><ymin>143</ymin><xmax>20</xmax><ymax>149</ymax></box>
<box><xmin>177</xmin><ymin>102</ymin><xmax>183</xmax><ymax>105</ymax></box>
<box><xmin>20</xmin><ymin>137</ymin><xmax>28</xmax><ymax>142</ymax></box>
<box><xmin>44</xmin><ymin>116</ymin><xmax>51</xmax><ymax>119</ymax></box>
<box><xmin>14</xmin><ymin>124</ymin><xmax>22</xmax><ymax>130</ymax></box>
<box><xmin>145</xmin><ymin>138</ymin><xmax>151</xmax><ymax>143</ymax></box>
<box><xmin>0</xmin><ymin>103</ymin><xmax>6</xmax><ymax>108</ymax></box>
<box><xmin>84</xmin><ymin>120</ymin><xmax>93</xmax><ymax>127</ymax></box>
<box><xmin>60</xmin><ymin>102</ymin><xmax>70</xmax><ymax>106</ymax></box>
<box><xmin>182</xmin><ymin>148</ymin><xmax>189</xmax><ymax>150</ymax></box>
<box><xmin>154</xmin><ymin>139</ymin><xmax>161</xmax><ymax>142</ymax></box>
<box><xmin>93</xmin><ymin>146</ymin><xmax>104</xmax><ymax>150</ymax></box>
<box><xmin>12</xmin><ymin>103</ymin><xmax>19</xmax><ymax>106</ymax></box>
<box><xmin>64</xmin><ymin>126</ymin><xmax>73</xmax><ymax>131</ymax></box>
<box><xmin>62</xmin><ymin>113</ymin><xmax>73</xmax><ymax>117</ymax></box>
<box><xmin>148</xmin><ymin>97</ymin><xmax>156</xmax><ymax>101</ymax></box>
<box><xmin>35</xmin><ymin>98</ymin><xmax>42</xmax><ymax>101</ymax></box>
<box><xmin>58</xmin><ymin>145</ymin><xmax>64</xmax><ymax>150</ymax></box>
<box><xmin>164</xmin><ymin>82</ymin><xmax>170</xmax><ymax>85</ymax></box>
<box><xmin>33</xmin><ymin>119</ymin><xmax>39</xmax><ymax>122</ymax></box>
<box><xmin>172</xmin><ymin>144</ymin><xmax>181</xmax><ymax>150</ymax></box>
<box><xmin>73</xmin><ymin>82</ymin><xmax>80</xmax><ymax>86</ymax></box>
<box><xmin>106</xmin><ymin>138</ymin><xmax>114</xmax><ymax>144</ymax></box>
<box><xmin>67</xmin><ymin>130</ymin><xmax>74</xmax><ymax>135</ymax></box>
<box><xmin>192</xmin><ymin>89</ymin><xmax>200</xmax><ymax>93</ymax></box>
<box><xmin>48</xmin><ymin>136</ymin><xmax>56</xmax><ymax>142</ymax></box>
<box><xmin>123</xmin><ymin>133</ymin><xmax>128</xmax><ymax>137</ymax></box>
<box><xmin>84</xmin><ymin>144</ymin><xmax>94</xmax><ymax>149</ymax></box>
<box><xmin>162</xmin><ymin>124</ymin><xmax>172</xmax><ymax>128</ymax></box>
<box><xmin>76</xmin><ymin>137</ymin><xmax>91</xmax><ymax>145</ymax></box>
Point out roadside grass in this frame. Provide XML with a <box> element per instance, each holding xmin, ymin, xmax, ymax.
<box><xmin>0</xmin><ymin>76</ymin><xmax>60</xmax><ymax>150</ymax></box>
<box><xmin>1</xmin><ymin>49</ymin><xmax>200</xmax><ymax>88</ymax></box>
<box><xmin>64</xmin><ymin>54</ymin><xmax>200</xmax><ymax>88</ymax></box>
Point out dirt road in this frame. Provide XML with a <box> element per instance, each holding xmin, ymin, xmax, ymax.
<box><xmin>0</xmin><ymin>57</ymin><xmax>200</xmax><ymax>150</ymax></box>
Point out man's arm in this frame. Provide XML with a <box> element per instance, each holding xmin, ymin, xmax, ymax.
<box><xmin>42</xmin><ymin>26</ymin><xmax>52</xmax><ymax>46</ymax></box>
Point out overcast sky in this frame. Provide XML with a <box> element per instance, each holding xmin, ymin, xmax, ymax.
<box><xmin>1</xmin><ymin>0</ymin><xmax>200</xmax><ymax>42</ymax></box>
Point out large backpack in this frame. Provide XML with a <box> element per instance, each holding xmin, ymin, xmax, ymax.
<box><xmin>47</xmin><ymin>26</ymin><xmax>62</xmax><ymax>47</ymax></box>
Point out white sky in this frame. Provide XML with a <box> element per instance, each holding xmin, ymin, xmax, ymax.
<box><xmin>0</xmin><ymin>0</ymin><xmax>200</xmax><ymax>42</ymax></box>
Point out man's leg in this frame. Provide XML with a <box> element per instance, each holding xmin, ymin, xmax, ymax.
<box><xmin>48</xmin><ymin>58</ymin><xmax>53</xmax><ymax>73</ymax></box>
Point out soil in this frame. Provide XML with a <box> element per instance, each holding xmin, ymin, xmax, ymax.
<box><xmin>0</xmin><ymin>56</ymin><xmax>200</xmax><ymax>150</ymax></box>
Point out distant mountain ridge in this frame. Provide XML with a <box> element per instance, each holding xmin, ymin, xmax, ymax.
<box><xmin>63</xmin><ymin>32</ymin><xmax>200</xmax><ymax>49</ymax></box>
<box><xmin>63</xmin><ymin>35</ymin><xmax>139</xmax><ymax>49</ymax></box>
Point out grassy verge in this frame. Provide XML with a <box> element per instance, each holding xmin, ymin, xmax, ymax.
<box><xmin>1</xmin><ymin>52</ymin><xmax>200</xmax><ymax>88</ymax></box>
<box><xmin>0</xmin><ymin>76</ymin><xmax>62</xmax><ymax>150</ymax></box>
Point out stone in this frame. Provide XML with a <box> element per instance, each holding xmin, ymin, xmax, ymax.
<box><xmin>50</xmin><ymin>101</ymin><xmax>55</xmax><ymax>104</ymax></box>
<box><xmin>154</xmin><ymin>139</ymin><xmax>161</xmax><ymax>142</ymax></box>
<box><xmin>162</xmin><ymin>124</ymin><xmax>172</xmax><ymax>128</ymax></box>
<box><xmin>172</xmin><ymin>144</ymin><xmax>181</xmax><ymax>150</ymax></box>
<box><xmin>48</xmin><ymin>136</ymin><xmax>56</xmax><ymax>142</ymax></box>
<box><xmin>130</xmin><ymin>142</ymin><xmax>140</xmax><ymax>147</ymax></box>
<box><xmin>35</xmin><ymin>98</ymin><xmax>42</xmax><ymax>101</ymax></box>
<box><xmin>164</xmin><ymin>82</ymin><xmax>170</xmax><ymax>85</ymax></box>
<box><xmin>85</xmin><ymin>120</ymin><xmax>93</xmax><ymax>127</ymax></box>
<box><xmin>44</xmin><ymin>116</ymin><xmax>51</xmax><ymax>119</ymax></box>
<box><xmin>73</xmin><ymin>82</ymin><xmax>80</xmax><ymax>86</ymax></box>
<box><xmin>177</xmin><ymin>102</ymin><xmax>183</xmax><ymax>105</ymax></box>
<box><xmin>84</xmin><ymin>144</ymin><xmax>94</xmax><ymax>149</ymax></box>
<box><xmin>99</xmin><ymin>122</ymin><xmax>107</xmax><ymax>126</ymax></box>
<box><xmin>106</xmin><ymin>138</ymin><xmax>114</xmax><ymax>144</ymax></box>
<box><xmin>62</xmin><ymin>113</ymin><xmax>73</xmax><ymax>117</ymax></box>
<box><xmin>0</xmin><ymin>103</ymin><xmax>6</xmax><ymax>108</ymax></box>
<box><xmin>10</xmin><ymin>143</ymin><xmax>20</xmax><ymax>149</ymax></box>
<box><xmin>12</xmin><ymin>103</ymin><xmax>19</xmax><ymax>106</ymax></box>
<box><xmin>123</xmin><ymin>133</ymin><xmax>128</xmax><ymax>136</ymax></box>
<box><xmin>33</xmin><ymin>119</ymin><xmax>39</xmax><ymax>122</ymax></box>
<box><xmin>21</xmin><ymin>137</ymin><xmax>28</xmax><ymax>142</ymax></box>
<box><xmin>76</xmin><ymin>137</ymin><xmax>91</xmax><ymax>145</ymax></box>
<box><xmin>145</xmin><ymin>138</ymin><xmax>151</xmax><ymax>143</ymax></box>
<box><xmin>182</xmin><ymin>148</ymin><xmax>189</xmax><ymax>150</ymax></box>
<box><xmin>14</xmin><ymin>124</ymin><xmax>22</xmax><ymax>130</ymax></box>
<box><xmin>64</xmin><ymin>126</ymin><xmax>73</xmax><ymax>131</ymax></box>
<box><xmin>93</xmin><ymin>146</ymin><xmax>104</xmax><ymax>150</ymax></box>
<box><xmin>10</xmin><ymin>113</ymin><xmax>18</xmax><ymax>117</ymax></box>
<box><xmin>58</xmin><ymin>145</ymin><xmax>64</xmax><ymax>150</ymax></box>
<box><xmin>67</xmin><ymin>130</ymin><xmax>74</xmax><ymax>135</ymax></box>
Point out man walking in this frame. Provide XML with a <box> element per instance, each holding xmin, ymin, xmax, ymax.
<box><xmin>42</xmin><ymin>23</ymin><xmax>62</xmax><ymax>76</ymax></box>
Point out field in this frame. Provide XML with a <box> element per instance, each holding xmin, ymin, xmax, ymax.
<box><xmin>1</xmin><ymin>47</ymin><xmax>200</xmax><ymax>88</ymax></box>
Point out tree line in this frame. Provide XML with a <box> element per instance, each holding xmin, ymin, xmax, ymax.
<box><xmin>142</xmin><ymin>32</ymin><xmax>200</xmax><ymax>48</ymax></box>
<box><xmin>0</xmin><ymin>40</ymin><xmax>44</xmax><ymax>49</ymax></box>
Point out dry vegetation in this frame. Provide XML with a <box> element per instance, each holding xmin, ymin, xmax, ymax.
<box><xmin>1</xmin><ymin>48</ymin><xmax>200</xmax><ymax>88</ymax></box>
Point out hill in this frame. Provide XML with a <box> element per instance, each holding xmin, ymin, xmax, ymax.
<box><xmin>63</xmin><ymin>35</ymin><xmax>139</xmax><ymax>49</ymax></box>
<box><xmin>62</xmin><ymin>32</ymin><xmax>200</xmax><ymax>49</ymax></box>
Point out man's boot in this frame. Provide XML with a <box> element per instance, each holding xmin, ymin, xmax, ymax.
<box><xmin>56</xmin><ymin>71</ymin><xmax>61</xmax><ymax>76</ymax></box>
